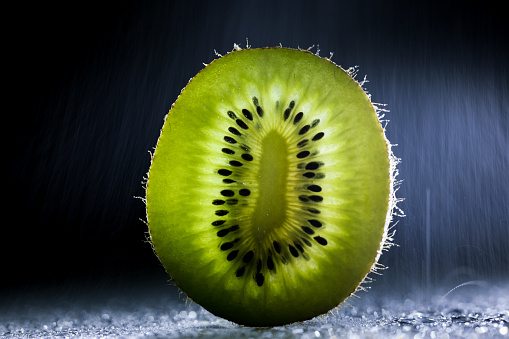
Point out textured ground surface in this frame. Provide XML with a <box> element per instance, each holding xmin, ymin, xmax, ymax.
<box><xmin>1</xmin><ymin>279</ymin><xmax>508</xmax><ymax>338</ymax></box>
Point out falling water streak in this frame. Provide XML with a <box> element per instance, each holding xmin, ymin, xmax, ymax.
<box><xmin>425</xmin><ymin>187</ymin><xmax>431</xmax><ymax>299</ymax></box>
<box><xmin>440</xmin><ymin>280</ymin><xmax>491</xmax><ymax>300</ymax></box>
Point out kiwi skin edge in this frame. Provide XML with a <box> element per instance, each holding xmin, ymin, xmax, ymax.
<box><xmin>145</xmin><ymin>45</ymin><xmax>401</xmax><ymax>327</ymax></box>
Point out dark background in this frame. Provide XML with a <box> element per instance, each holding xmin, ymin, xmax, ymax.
<box><xmin>6</xmin><ymin>0</ymin><xmax>508</xmax><ymax>298</ymax></box>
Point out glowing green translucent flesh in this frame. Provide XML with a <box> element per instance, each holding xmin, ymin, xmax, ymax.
<box><xmin>146</xmin><ymin>47</ymin><xmax>390</xmax><ymax>326</ymax></box>
<box><xmin>251</xmin><ymin>131</ymin><xmax>288</xmax><ymax>244</ymax></box>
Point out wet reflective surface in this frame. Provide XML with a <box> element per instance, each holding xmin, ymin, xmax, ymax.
<box><xmin>1</xmin><ymin>280</ymin><xmax>507</xmax><ymax>338</ymax></box>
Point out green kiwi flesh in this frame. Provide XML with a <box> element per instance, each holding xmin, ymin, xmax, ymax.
<box><xmin>146</xmin><ymin>47</ymin><xmax>392</xmax><ymax>327</ymax></box>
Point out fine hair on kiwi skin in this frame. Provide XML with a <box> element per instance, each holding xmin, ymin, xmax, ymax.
<box><xmin>145</xmin><ymin>44</ymin><xmax>401</xmax><ymax>327</ymax></box>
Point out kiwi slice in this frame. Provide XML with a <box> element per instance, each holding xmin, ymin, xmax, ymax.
<box><xmin>146</xmin><ymin>46</ymin><xmax>396</xmax><ymax>327</ymax></box>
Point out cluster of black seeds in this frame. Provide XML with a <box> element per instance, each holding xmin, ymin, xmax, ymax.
<box><xmin>211</xmin><ymin>97</ymin><xmax>328</xmax><ymax>287</ymax></box>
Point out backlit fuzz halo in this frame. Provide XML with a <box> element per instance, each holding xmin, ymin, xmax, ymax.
<box><xmin>145</xmin><ymin>45</ymin><xmax>401</xmax><ymax>327</ymax></box>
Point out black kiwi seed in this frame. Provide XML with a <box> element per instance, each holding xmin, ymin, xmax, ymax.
<box><xmin>223</xmin><ymin>179</ymin><xmax>236</xmax><ymax>183</ymax></box>
<box><xmin>242</xmin><ymin>154</ymin><xmax>253</xmax><ymax>161</ymax></box>
<box><xmin>229</xmin><ymin>160</ymin><xmax>243</xmax><ymax>167</ymax></box>
<box><xmin>314</xmin><ymin>236</ymin><xmax>328</xmax><ymax>246</ymax></box>
<box><xmin>228</xmin><ymin>127</ymin><xmax>241</xmax><ymax>136</ymax></box>
<box><xmin>308</xmin><ymin>219</ymin><xmax>322</xmax><ymax>228</ymax></box>
<box><xmin>309</xmin><ymin>195</ymin><xmax>323</xmax><ymax>202</ymax></box>
<box><xmin>311</xmin><ymin>119</ymin><xmax>320</xmax><ymax>128</ymax></box>
<box><xmin>252</xmin><ymin>97</ymin><xmax>263</xmax><ymax>117</ymax></box>
<box><xmin>267</xmin><ymin>257</ymin><xmax>274</xmax><ymax>270</ymax></box>
<box><xmin>293</xmin><ymin>112</ymin><xmax>303</xmax><ymax>124</ymax></box>
<box><xmin>222</xmin><ymin>148</ymin><xmax>235</xmax><ymax>155</ymax></box>
<box><xmin>256</xmin><ymin>106</ymin><xmax>264</xmax><ymax>117</ymax></box>
<box><xmin>297</xmin><ymin>139</ymin><xmax>309</xmax><ymax>148</ymax></box>
<box><xmin>312</xmin><ymin>132</ymin><xmax>324</xmax><ymax>141</ymax></box>
<box><xmin>242</xmin><ymin>109</ymin><xmax>253</xmax><ymax>120</ymax></box>
<box><xmin>227</xmin><ymin>110</ymin><xmax>237</xmax><ymax>119</ymax></box>
<box><xmin>306</xmin><ymin>208</ymin><xmax>321</xmax><ymax>214</ymax></box>
<box><xmin>218</xmin><ymin>226</ymin><xmax>239</xmax><ymax>237</ymax></box>
<box><xmin>305</xmin><ymin>162</ymin><xmax>321</xmax><ymax>170</ymax></box>
<box><xmin>227</xmin><ymin>250</ymin><xmax>239</xmax><ymax>261</ymax></box>
<box><xmin>283</xmin><ymin>100</ymin><xmax>295</xmax><ymax>120</ymax></box>
<box><xmin>212</xmin><ymin>220</ymin><xmax>226</xmax><ymax>226</ymax></box>
<box><xmin>256</xmin><ymin>273</ymin><xmax>264</xmax><ymax>286</ymax></box>
<box><xmin>221</xmin><ymin>242</ymin><xmax>235</xmax><ymax>251</ymax></box>
<box><xmin>273</xmin><ymin>241</ymin><xmax>281</xmax><ymax>253</ymax></box>
<box><xmin>239</xmin><ymin>189</ymin><xmax>251</xmax><ymax>196</ymax></box>
<box><xmin>284</xmin><ymin>108</ymin><xmax>291</xmax><ymax>121</ymax></box>
<box><xmin>236</xmin><ymin>266</ymin><xmax>246</xmax><ymax>277</ymax></box>
<box><xmin>296</xmin><ymin>151</ymin><xmax>310</xmax><ymax>159</ymax></box>
<box><xmin>307</xmin><ymin>185</ymin><xmax>322</xmax><ymax>192</ymax></box>
<box><xmin>224</xmin><ymin>136</ymin><xmax>237</xmax><ymax>144</ymax></box>
<box><xmin>215</xmin><ymin>210</ymin><xmax>229</xmax><ymax>216</ymax></box>
<box><xmin>298</xmin><ymin>195</ymin><xmax>309</xmax><ymax>202</ymax></box>
<box><xmin>221</xmin><ymin>189</ymin><xmax>235</xmax><ymax>197</ymax></box>
<box><xmin>243</xmin><ymin>250</ymin><xmax>254</xmax><ymax>263</ymax></box>
<box><xmin>303</xmin><ymin>172</ymin><xmax>315</xmax><ymax>178</ymax></box>
<box><xmin>218</xmin><ymin>169</ymin><xmax>232</xmax><ymax>176</ymax></box>
<box><xmin>236</xmin><ymin>119</ymin><xmax>249</xmax><ymax>130</ymax></box>
<box><xmin>212</xmin><ymin>199</ymin><xmax>225</xmax><ymax>205</ymax></box>
<box><xmin>217</xmin><ymin>229</ymin><xmax>230</xmax><ymax>237</ymax></box>
<box><xmin>301</xmin><ymin>226</ymin><xmax>315</xmax><ymax>235</ymax></box>
<box><xmin>298</xmin><ymin>125</ymin><xmax>310</xmax><ymax>135</ymax></box>
<box><xmin>289</xmin><ymin>245</ymin><xmax>299</xmax><ymax>258</ymax></box>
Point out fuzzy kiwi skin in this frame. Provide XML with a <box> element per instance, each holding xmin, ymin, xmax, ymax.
<box><xmin>146</xmin><ymin>47</ymin><xmax>391</xmax><ymax>327</ymax></box>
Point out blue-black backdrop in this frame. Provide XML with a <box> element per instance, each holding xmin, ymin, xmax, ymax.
<box><xmin>6</xmin><ymin>0</ymin><xmax>508</xmax><ymax>296</ymax></box>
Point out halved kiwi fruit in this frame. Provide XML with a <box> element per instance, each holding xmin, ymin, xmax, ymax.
<box><xmin>146</xmin><ymin>46</ymin><xmax>396</xmax><ymax>327</ymax></box>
